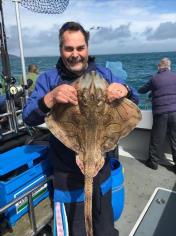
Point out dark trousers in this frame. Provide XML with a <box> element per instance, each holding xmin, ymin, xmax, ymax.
<box><xmin>149</xmin><ymin>112</ymin><xmax>176</xmax><ymax>164</ymax></box>
<box><xmin>64</xmin><ymin>178</ymin><xmax>118</xmax><ymax>236</ymax></box>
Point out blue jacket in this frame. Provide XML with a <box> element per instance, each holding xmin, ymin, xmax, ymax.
<box><xmin>23</xmin><ymin>64</ymin><xmax>138</xmax><ymax>190</ymax></box>
<box><xmin>138</xmin><ymin>69</ymin><xmax>176</xmax><ymax>114</ymax></box>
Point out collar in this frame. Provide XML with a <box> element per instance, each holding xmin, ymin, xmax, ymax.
<box><xmin>157</xmin><ymin>68</ymin><xmax>169</xmax><ymax>73</ymax></box>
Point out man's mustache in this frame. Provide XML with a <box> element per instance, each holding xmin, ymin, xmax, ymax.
<box><xmin>67</xmin><ymin>57</ymin><xmax>85</xmax><ymax>64</ymax></box>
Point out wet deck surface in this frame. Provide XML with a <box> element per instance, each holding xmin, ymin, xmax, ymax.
<box><xmin>115</xmin><ymin>155</ymin><xmax>176</xmax><ymax>236</ymax></box>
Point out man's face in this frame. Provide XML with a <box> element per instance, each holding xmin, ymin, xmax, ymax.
<box><xmin>60</xmin><ymin>30</ymin><xmax>88</xmax><ymax>74</ymax></box>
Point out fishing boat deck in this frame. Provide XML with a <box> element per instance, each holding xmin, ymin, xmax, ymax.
<box><xmin>115</xmin><ymin>150</ymin><xmax>176</xmax><ymax>236</ymax></box>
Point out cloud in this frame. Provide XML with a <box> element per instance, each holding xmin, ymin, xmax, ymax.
<box><xmin>90</xmin><ymin>24</ymin><xmax>131</xmax><ymax>44</ymax></box>
<box><xmin>7</xmin><ymin>24</ymin><xmax>60</xmax><ymax>56</ymax></box>
<box><xmin>145</xmin><ymin>21</ymin><xmax>176</xmax><ymax>40</ymax></box>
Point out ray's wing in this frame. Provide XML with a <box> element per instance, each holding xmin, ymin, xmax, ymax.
<box><xmin>101</xmin><ymin>98</ymin><xmax>142</xmax><ymax>153</ymax></box>
<box><xmin>115</xmin><ymin>98</ymin><xmax>142</xmax><ymax>138</ymax></box>
<box><xmin>45</xmin><ymin>103</ymin><xmax>83</xmax><ymax>153</ymax></box>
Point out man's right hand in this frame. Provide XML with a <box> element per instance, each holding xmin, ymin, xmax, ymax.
<box><xmin>44</xmin><ymin>84</ymin><xmax>78</xmax><ymax>109</ymax></box>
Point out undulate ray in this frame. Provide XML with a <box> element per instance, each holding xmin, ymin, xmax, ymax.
<box><xmin>45</xmin><ymin>71</ymin><xmax>142</xmax><ymax>236</ymax></box>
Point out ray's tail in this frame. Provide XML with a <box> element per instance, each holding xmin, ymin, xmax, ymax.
<box><xmin>84</xmin><ymin>176</ymin><xmax>93</xmax><ymax>236</ymax></box>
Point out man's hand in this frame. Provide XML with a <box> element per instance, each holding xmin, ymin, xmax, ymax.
<box><xmin>107</xmin><ymin>83</ymin><xmax>128</xmax><ymax>102</ymax></box>
<box><xmin>44</xmin><ymin>84</ymin><xmax>78</xmax><ymax>108</ymax></box>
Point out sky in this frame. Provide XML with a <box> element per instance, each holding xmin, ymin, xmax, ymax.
<box><xmin>3</xmin><ymin>0</ymin><xmax>176</xmax><ymax>57</ymax></box>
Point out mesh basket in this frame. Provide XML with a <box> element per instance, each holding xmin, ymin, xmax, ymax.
<box><xmin>21</xmin><ymin>0</ymin><xmax>69</xmax><ymax>14</ymax></box>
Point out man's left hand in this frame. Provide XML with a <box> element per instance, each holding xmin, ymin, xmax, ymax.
<box><xmin>107</xmin><ymin>83</ymin><xmax>128</xmax><ymax>102</ymax></box>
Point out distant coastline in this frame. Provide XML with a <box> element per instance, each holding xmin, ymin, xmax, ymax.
<box><xmin>9</xmin><ymin>54</ymin><xmax>19</xmax><ymax>59</ymax></box>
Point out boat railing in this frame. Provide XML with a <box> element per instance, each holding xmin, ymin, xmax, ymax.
<box><xmin>139</xmin><ymin>97</ymin><xmax>152</xmax><ymax>111</ymax></box>
<box><xmin>0</xmin><ymin>175</ymin><xmax>53</xmax><ymax>236</ymax></box>
<box><xmin>0</xmin><ymin>96</ymin><xmax>26</xmax><ymax>136</ymax></box>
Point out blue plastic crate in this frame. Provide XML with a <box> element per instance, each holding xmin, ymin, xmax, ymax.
<box><xmin>0</xmin><ymin>145</ymin><xmax>52</xmax><ymax>226</ymax></box>
<box><xmin>0</xmin><ymin>145</ymin><xmax>49</xmax><ymax>174</ymax></box>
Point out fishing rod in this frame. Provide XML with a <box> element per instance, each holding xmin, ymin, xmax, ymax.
<box><xmin>0</xmin><ymin>0</ymin><xmax>11</xmax><ymax>87</ymax></box>
<box><xmin>0</xmin><ymin>0</ymin><xmax>20</xmax><ymax>134</ymax></box>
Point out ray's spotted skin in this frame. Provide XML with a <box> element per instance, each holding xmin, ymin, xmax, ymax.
<box><xmin>45</xmin><ymin>71</ymin><xmax>142</xmax><ymax>236</ymax></box>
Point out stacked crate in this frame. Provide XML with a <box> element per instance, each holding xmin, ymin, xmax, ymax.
<box><xmin>0</xmin><ymin>144</ymin><xmax>51</xmax><ymax>226</ymax></box>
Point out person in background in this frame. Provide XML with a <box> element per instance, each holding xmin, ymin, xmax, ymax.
<box><xmin>23</xmin><ymin>21</ymin><xmax>138</xmax><ymax>236</ymax></box>
<box><xmin>21</xmin><ymin>64</ymin><xmax>39</xmax><ymax>93</ymax></box>
<box><xmin>138</xmin><ymin>58</ymin><xmax>176</xmax><ymax>173</ymax></box>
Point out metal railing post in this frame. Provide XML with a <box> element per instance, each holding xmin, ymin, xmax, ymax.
<box><xmin>28</xmin><ymin>193</ymin><xmax>37</xmax><ymax>234</ymax></box>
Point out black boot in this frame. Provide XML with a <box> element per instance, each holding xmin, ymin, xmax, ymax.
<box><xmin>145</xmin><ymin>159</ymin><xmax>158</xmax><ymax>170</ymax></box>
<box><xmin>173</xmin><ymin>164</ymin><xmax>176</xmax><ymax>174</ymax></box>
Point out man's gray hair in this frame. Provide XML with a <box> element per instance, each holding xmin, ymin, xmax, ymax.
<box><xmin>158</xmin><ymin>58</ymin><xmax>171</xmax><ymax>70</ymax></box>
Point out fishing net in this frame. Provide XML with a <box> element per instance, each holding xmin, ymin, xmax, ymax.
<box><xmin>20</xmin><ymin>0</ymin><xmax>69</xmax><ymax>14</ymax></box>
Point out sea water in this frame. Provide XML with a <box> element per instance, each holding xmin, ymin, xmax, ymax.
<box><xmin>1</xmin><ymin>51</ymin><xmax>176</xmax><ymax>109</ymax></box>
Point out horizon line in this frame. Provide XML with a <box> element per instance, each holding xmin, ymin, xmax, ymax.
<box><xmin>10</xmin><ymin>50</ymin><xmax>175</xmax><ymax>58</ymax></box>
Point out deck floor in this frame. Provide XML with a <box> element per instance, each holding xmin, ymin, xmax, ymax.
<box><xmin>115</xmin><ymin>155</ymin><xmax>176</xmax><ymax>236</ymax></box>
